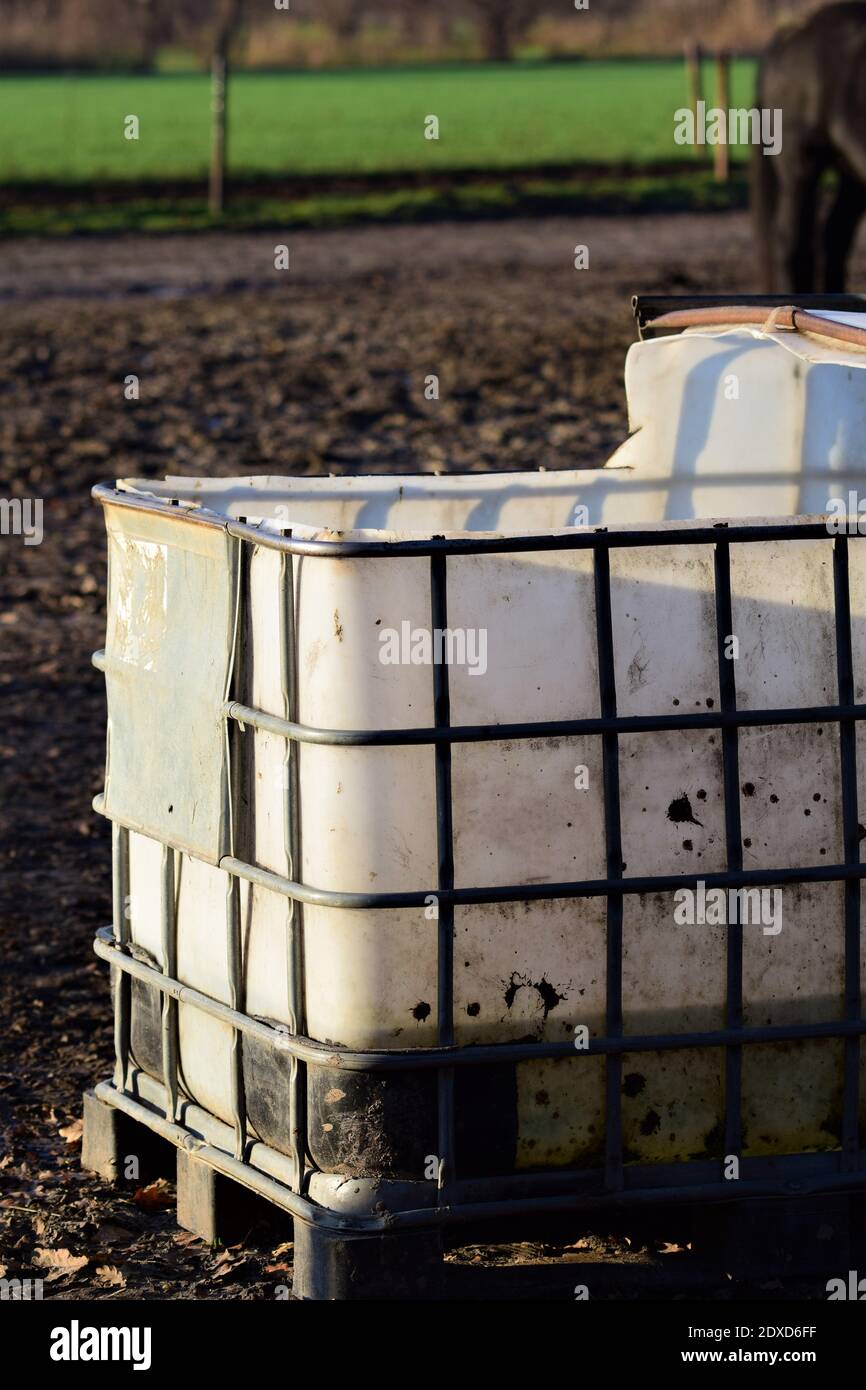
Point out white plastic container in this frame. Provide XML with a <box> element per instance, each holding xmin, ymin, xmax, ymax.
<box><xmin>90</xmin><ymin>313</ymin><xmax>866</xmax><ymax>1227</ymax></box>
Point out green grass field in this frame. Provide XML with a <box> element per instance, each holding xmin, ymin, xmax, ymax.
<box><xmin>0</xmin><ymin>59</ymin><xmax>758</xmax><ymax>184</ymax></box>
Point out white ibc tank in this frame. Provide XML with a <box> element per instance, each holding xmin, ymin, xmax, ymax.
<box><xmin>91</xmin><ymin>312</ymin><xmax>866</xmax><ymax>1196</ymax></box>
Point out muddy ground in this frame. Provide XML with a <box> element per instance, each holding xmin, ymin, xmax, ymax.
<box><xmin>2</xmin><ymin>211</ymin><xmax>865</xmax><ymax>1301</ymax></box>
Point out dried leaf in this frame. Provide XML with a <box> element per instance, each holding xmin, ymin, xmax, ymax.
<box><xmin>33</xmin><ymin>1247</ymin><xmax>88</xmax><ymax>1273</ymax></box>
<box><xmin>132</xmin><ymin>1179</ymin><xmax>174</xmax><ymax>1211</ymax></box>
<box><xmin>271</xmin><ymin>1241</ymin><xmax>293</xmax><ymax>1258</ymax></box>
<box><xmin>172</xmin><ymin>1230</ymin><xmax>201</xmax><ymax>1248</ymax></box>
<box><xmin>59</xmin><ymin>1118</ymin><xmax>84</xmax><ymax>1146</ymax></box>
<box><xmin>265</xmin><ymin>1261</ymin><xmax>291</xmax><ymax>1274</ymax></box>
<box><xmin>96</xmin><ymin>1266</ymin><xmax>126</xmax><ymax>1288</ymax></box>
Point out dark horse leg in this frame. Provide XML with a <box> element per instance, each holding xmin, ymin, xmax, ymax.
<box><xmin>821</xmin><ymin>175</ymin><xmax>866</xmax><ymax>292</ymax></box>
<box><xmin>754</xmin><ymin>3</ymin><xmax>866</xmax><ymax>291</ymax></box>
<box><xmin>768</xmin><ymin>147</ymin><xmax>823</xmax><ymax>293</ymax></box>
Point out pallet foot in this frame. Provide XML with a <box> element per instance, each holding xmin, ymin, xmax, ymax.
<box><xmin>81</xmin><ymin>1088</ymin><xmax>172</xmax><ymax>1185</ymax></box>
<box><xmin>176</xmin><ymin>1148</ymin><xmax>289</xmax><ymax>1246</ymax></box>
<box><xmin>292</xmin><ymin>1221</ymin><xmax>444</xmax><ymax>1301</ymax></box>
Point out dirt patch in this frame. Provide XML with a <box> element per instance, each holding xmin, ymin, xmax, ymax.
<box><xmin>2</xmin><ymin>211</ymin><xmax>862</xmax><ymax>1299</ymax></box>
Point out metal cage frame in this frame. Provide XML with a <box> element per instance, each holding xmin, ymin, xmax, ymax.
<box><xmin>90</xmin><ymin>484</ymin><xmax>866</xmax><ymax>1240</ymax></box>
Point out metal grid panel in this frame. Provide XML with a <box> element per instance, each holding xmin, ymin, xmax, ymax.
<box><xmin>93</xmin><ymin>500</ymin><xmax>866</xmax><ymax>1224</ymax></box>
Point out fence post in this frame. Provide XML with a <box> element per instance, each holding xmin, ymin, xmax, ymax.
<box><xmin>209</xmin><ymin>51</ymin><xmax>228</xmax><ymax>218</ymax></box>
<box><xmin>684</xmin><ymin>40</ymin><xmax>703</xmax><ymax>160</ymax></box>
<box><xmin>714</xmin><ymin>50</ymin><xmax>731</xmax><ymax>182</ymax></box>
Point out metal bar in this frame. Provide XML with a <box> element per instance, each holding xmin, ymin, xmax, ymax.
<box><xmin>92</xmin><ymin>487</ymin><xmax>848</xmax><ymax>558</ymax></box>
<box><xmin>94</xmin><ymin>928</ymin><xmax>866</xmax><ymax>1065</ymax></box>
<box><xmin>225</xmin><ymin>527</ymin><xmax>248</xmax><ymax>1162</ymax></box>
<box><xmin>594</xmin><ymin>548</ymin><xmax>624</xmax><ymax>1191</ymax></box>
<box><xmin>159</xmin><ymin>845</ymin><xmax>179</xmax><ymax>1122</ymax></box>
<box><xmin>834</xmin><ymin>536</ymin><xmax>862</xmax><ymax>1172</ymax></box>
<box><xmin>431</xmin><ymin>552</ymin><xmax>456</xmax><ymax>1202</ymax></box>
<box><xmin>218</xmin><ymin>849</ymin><xmax>866</xmax><ymax>909</ymax></box>
<box><xmin>94</xmin><ymin>1080</ymin><xmax>866</xmax><ymax>1234</ymax></box>
<box><xmin>278</xmin><ymin>541</ymin><xmax>307</xmax><ymax>1193</ymax></box>
<box><xmin>226</xmin><ymin>874</ymin><xmax>246</xmax><ymax>1161</ymax></box>
<box><xmin>222</xmin><ymin>695</ymin><xmax>866</xmax><ymax>748</ymax></box>
<box><xmin>111</xmin><ymin>823</ymin><xmax>131</xmax><ymax>1092</ymax></box>
<box><xmin>94</xmin><ymin>796</ymin><xmax>866</xmax><ymax>909</ymax></box>
<box><xmin>222</xmin><ymin>518</ymin><xmax>848</xmax><ymax>560</ymax></box>
<box><xmin>715</xmin><ymin>542</ymin><xmax>743</xmax><ymax>1161</ymax></box>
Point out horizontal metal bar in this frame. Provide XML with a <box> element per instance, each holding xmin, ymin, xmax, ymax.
<box><xmin>212</xmin><ymin>851</ymin><xmax>866</xmax><ymax>910</ymax></box>
<box><xmin>94</xmin><ymin>927</ymin><xmax>866</xmax><ymax>1069</ymax></box>
<box><xmin>95</xmin><ymin>655</ymin><xmax>866</xmax><ymax>751</ymax></box>
<box><xmin>227</xmin><ymin>518</ymin><xmax>845</xmax><ymax>559</ymax></box>
<box><xmin>125</xmin><ymin>1065</ymin><xmax>866</xmax><ymax>1211</ymax></box>
<box><xmin>93</xmin><ymin>795</ymin><xmax>866</xmax><ymax>910</ymax></box>
<box><xmin>224</xmin><ymin>696</ymin><xmax>866</xmax><ymax>748</ymax></box>
<box><xmin>92</xmin><ymin>485</ymin><xmax>846</xmax><ymax>560</ymax></box>
<box><xmin>94</xmin><ymin>1079</ymin><xmax>866</xmax><ymax>1231</ymax></box>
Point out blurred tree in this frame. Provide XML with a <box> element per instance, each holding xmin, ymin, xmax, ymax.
<box><xmin>209</xmin><ymin>0</ymin><xmax>245</xmax><ymax>215</ymax></box>
<box><xmin>322</xmin><ymin>0</ymin><xmax>367</xmax><ymax>41</ymax></box>
<box><xmin>136</xmin><ymin>0</ymin><xmax>174</xmax><ymax>68</ymax></box>
<box><xmin>467</xmin><ymin>0</ymin><xmax>544</xmax><ymax>61</ymax></box>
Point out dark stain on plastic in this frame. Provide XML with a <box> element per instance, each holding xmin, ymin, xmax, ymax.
<box><xmin>503</xmin><ymin>972</ymin><xmax>567</xmax><ymax>1019</ymax></box>
<box><xmin>667</xmin><ymin>793</ymin><xmax>703</xmax><ymax>827</ymax></box>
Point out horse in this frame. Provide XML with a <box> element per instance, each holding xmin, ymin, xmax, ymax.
<box><xmin>752</xmin><ymin>2</ymin><xmax>866</xmax><ymax>292</ymax></box>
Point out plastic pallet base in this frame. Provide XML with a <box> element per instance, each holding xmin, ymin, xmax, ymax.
<box><xmin>81</xmin><ymin>1088</ymin><xmax>443</xmax><ymax>1299</ymax></box>
<box><xmin>82</xmin><ymin>1088</ymin><xmax>864</xmax><ymax>1297</ymax></box>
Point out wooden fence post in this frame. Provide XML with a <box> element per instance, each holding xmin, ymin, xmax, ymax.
<box><xmin>209</xmin><ymin>0</ymin><xmax>244</xmax><ymax>218</ymax></box>
<box><xmin>209</xmin><ymin>51</ymin><xmax>228</xmax><ymax>218</ymax></box>
<box><xmin>714</xmin><ymin>50</ymin><xmax>731</xmax><ymax>182</ymax></box>
<box><xmin>684</xmin><ymin>40</ymin><xmax>703</xmax><ymax>160</ymax></box>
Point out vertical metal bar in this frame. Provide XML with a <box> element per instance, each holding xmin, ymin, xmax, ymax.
<box><xmin>833</xmin><ymin>536</ymin><xmax>861</xmax><ymax>1170</ymax></box>
<box><xmin>226</xmin><ymin>873</ymin><xmax>246</xmax><ymax>1160</ymax></box>
<box><xmin>111</xmin><ymin>821</ymin><xmax>131</xmax><ymax>1092</ymax></box>
<box><xmin>279</xmin><ymin>541</ymin><xmax>307</xmax><ymax>1193</ymax></box>
<box><xmin>431</xmin><ymin>552</ymin><xmax>455</xmax><ymax>1200</ymax></box>
<box><xmin>714</xmin><ymin>542</ymin><xmax>743</xmax><ymax>1159</ymax></box>
<box><xmin>159</xmin><ymin>845</ymin><xmax>179</xmax><ymax>1122</ymax></box>
<box><xmin>593</xmin><ymin>547</ymin><xmax>624</xmax><ymax>1192</ymax></box>
<box><xmin>226</xmin><ymin>531</ymin><xmax>249</xmax><ymax>1162</ymax></box>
